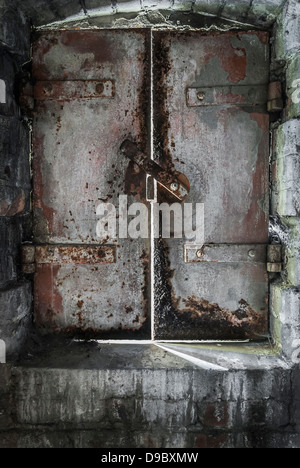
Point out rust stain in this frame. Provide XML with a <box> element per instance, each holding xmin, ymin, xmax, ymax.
<box><xmin>139</xmin><ymin>248</ymin><xmax>151</xmax><ymax>335</ymax></box>
<box><xmin>60</xmin><ymin>30</ymin><xmax>115</xmax><ymax>64</ymax></box>
<box><xmin>34</xmin><ymin>265</ymin><xmax>63</xmax><ymax>329</ymax></box>
<box><xmin>153</xmin><ymin>32</ymin><xmax>188</xmax><ymax>204</ymax></box>
<box><xmin>255</xmin><ymin>31</ymin><xmax>269</xmax><ymax>45</ymax></box>
<box><xmin>204</xmin><ymin>37</ymin><xmax>247</xmax><ymax>84</ymax></box>
<box><xmin>33</xmin><ymin>132</ymin><xmax>65</xmax><ymax>240</ymax></box>
<box><xmin>154</xmin><ymin>239</ymin><xmax>268</xmax><ymax>341</ymax></box>
<box><xmin>153</xmin><ymin>32</ymin><xmax>174</xmax><ymax>172</ymax></box>
<box><xmin>124</xmin><ymin>33</ymin><xmax>151</xmax><ymax>204</ymax></box>
<box><xmin>124</xmin><ymin>161</ymin><xmax>147</xmax><ymax>203</ymax></box>
<box><xmin>242</xmin><ymin>112</ymin><xmax>269</xmax><ymax>241</ymax></box>
<box><xmin>35</xmin><ymin>245</ymin><xmax>116</xmax><ymax>265</ymax></box>
<box><xmin>32</xmin><ymin>133</ymin><xmax>55</xmax><ymax>238</ymax></box>
<box><xmin>32</xmin><ymin>33</ymin><xmax>59</xmax><ymax>80</ymax></box>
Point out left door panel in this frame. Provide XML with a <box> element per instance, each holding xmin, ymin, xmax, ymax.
<box><xmin>32</xmin><ymin>30</ymin><xmax>151</xmax><ymax>338</ymax></box>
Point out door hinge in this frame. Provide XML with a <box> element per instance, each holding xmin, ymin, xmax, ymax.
<box><xmin>267</xmin><ymin>81</ymin><xmax>284</xmax><ymax>113</ymax></box>
<box><xmin>267</xmin><ymin>244</ymin><xmax>282</xmax><ymax>273</ymax></box>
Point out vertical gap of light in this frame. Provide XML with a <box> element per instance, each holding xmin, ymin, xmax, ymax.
<box><xmin>150</xmin><ymin>28</ymin><xmax>156</xmax><ymax>342</ymax></box>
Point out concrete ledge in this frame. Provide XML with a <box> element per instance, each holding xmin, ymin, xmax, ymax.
<box><xmin>1</xmin><ymin>341</ymin><xmax>296</xmax><ymax>447</ymax></box>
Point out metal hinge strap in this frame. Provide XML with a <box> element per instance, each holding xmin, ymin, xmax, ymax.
<box><xmin>267</xmin><ymin>81</ymin><xmax>284</xmax><ymax>113</ymax></box>
<box><xmin>22</xmin><ymin>245</ymin><xmax>116</xmax><ymax>273</ymax></box>
<box><xmin>267</xmin><ymin>244</ymin><xmax>282</xmax><ymax>272</ymax></box>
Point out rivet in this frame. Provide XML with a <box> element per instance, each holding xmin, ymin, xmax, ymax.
<box><xmin>170</xmin><ymin>182</ymin><xmax>179</xmax><ymax>191</ymax></box>
<box><xmin>196</xmin><ymin>249</ymin><xmax>203</xmax><ymax>258</ymax></box>
<box><xmin>43</xmin><ymin>83</ymin><xmax>53</xmax><ymax>96</ymax></box>
<box><xmin>197</xmin><ymin>91</ymin><xmax>205</xmax><ymax>101</ymax></box>
<box><xmin>248</xmin><ymin>249</ymin><xmax>256</xmax><ymax>258</ymax></box>
<box><xmin>96</xmin><ymin>82</ymin><xmax>104</xmax><ymax>95</ymax></box>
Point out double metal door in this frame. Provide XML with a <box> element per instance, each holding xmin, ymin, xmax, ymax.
<box><xmin>31</xmin><ymin>29</ymin><xmax>270</xmax><ymax>341</ymax></box>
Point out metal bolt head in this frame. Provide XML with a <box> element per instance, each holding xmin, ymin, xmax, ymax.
<box><xmin>170</xmin><ymin>182</ymin><xmax>179</xmax><ymax>192</ymax></box>
<box><xmin>96</xmin><ymin>82</ymin><xmax>104</xmax><ymax>95</ymax></box>
<box><xmin>43</xmin><ymin>83</ymin><xmax>53</xmax><ymax>96</ymax></box>
<box><xmin>197</xmin><ymin>91</ymin><xmax>205</xmax><ymax>101</ymax></box>
<box><xmin>248</xmin><ymin>249</ymin><xmax>256</xmax><ymax>259</ymax></box>
<box><xmin>196</xmin><ymin>249</ymin><xmax>203</xmax><ymax>259</ymax></box>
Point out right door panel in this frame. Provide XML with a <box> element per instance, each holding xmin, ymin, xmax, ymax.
<box><xmin>153</xmin><ymin>31</ymin><xmax>270</xmax><ymax>341</ymax></box>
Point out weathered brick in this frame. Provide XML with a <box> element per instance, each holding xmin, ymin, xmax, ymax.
<box><xmin>286</xmin><ymin>53</ymin><xmax>300</xmax><ymax>120</ymax></box>
<box><xmin>0</xmin><ymin>368</ymin><xmax>13</xmax><ymax>430</ymax></box>
<box><xmin>15</xmin><ymin>0</ymin><xmax>62</xmax><ymax>26</ymax></box>
<box><xmin>84</xmin><ymin>0</ymin><xmax>114</xmax><ymax>10</ymax></box>
<box><xmin>0</xmin><ymin>218</ymin><xmax>20</xmax><ymax>285</ymax></box>
<box><xmin>222</xmin><ymin>0</ymin><xmax>251</xmax><ymax>21</ymax></box>
<box><xmin>202</xmin><ymin>402</ymin><xmax>231</xmax><ymax>428</ymax></box>
<box><xmin>271</xmin><ymin>285</ymin><xmax>300</xmax><ymax>359</ymax></box>
<box><xmin>195</xmin><ymin>433</ymin><xmax>230</xmax><ymax>448</ymax></box>
<box><xmin>0</xmin><ymin>1</ymin><xmax>30</xmax><ymax>59</ymax></box>
<box><xmin>0</xmin><ymin>52</ymin><xmax>18</xmax><ymax>117</ymax></box>
<box><xmin>0</xmin><ymin>117</ymin><xmax>31</xmax><ymax>190</ymax></box>
<box><xmin>272</xmin><ymin>120</ymin><xmax>300</xmax><ymax>217</ymax></box>
<box><xmin>0</xmin><ymin>281</ymin><xmax>32</xmax><ymax>357</ymax></box>
<box><xmin>282</xmin><ymin>0</ymin><xmax>300</xmax><ymax>54</ymax></box>
<box><xmin>193</xmin><ymin>0</ymin><xmax>220</xmax><ymax>16</ymax></box>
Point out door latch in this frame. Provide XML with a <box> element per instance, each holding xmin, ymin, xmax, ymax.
<box><xmin>120</xmin><ymin>140</ymin><xmax>190</xmax><ymax>202</ymax></box>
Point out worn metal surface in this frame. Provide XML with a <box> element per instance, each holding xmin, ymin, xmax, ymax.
<box><xmin>32</xmin><ymin>30</ymin><xmax>151</xmax><ymax>338</ymax></box>
<box><xmin>153</xmin><ymin>31</ymin><xmax>270</xmax><ymax>340</ymax></box>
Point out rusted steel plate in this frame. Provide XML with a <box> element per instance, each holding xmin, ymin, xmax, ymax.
<box><xmin>184</xmin><ymin>244</ymin><xmax>267</xmax><ymax>264</ymax></box>
<box><xmin>153</xmin><ymin>31</ymin><xmax>270</xmax><ymax>341</ymax></box>
<box><xmin>32</xmin><ymin>29</ymin><xmax>151</xmax><ymax>338</ymax></box>
<box><xmin>186</xmin><ymin>85</ymin><xmax>267</xmax><ymax>107</ymax></box>
<box><xmin>35</xmin><ymin>245</ymin><xmax>116</xmax><ymax>264</ymax></box>
<box><xmin>35</xmin><ymin>80</ymin><xmax>115</xmax><ymax>101</ymax></box>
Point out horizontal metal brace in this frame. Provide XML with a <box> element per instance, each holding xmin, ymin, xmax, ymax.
<box><xmin>185</xmin><ymin>244</ymin><xmax>283</xmax><ymax>273</ymax></box>
<box><xmin>186</xmin><ymin>85</ymin><xmax>267</xmax><ymax>108</ymax></box>
<box><xmin>34</xmin><ymin>80</ymin><xmax>115</xmax><ymax>101</ymax></box>
<box><xmin>184</xmin><ymin>244</ymin><xmax>267</xmax><ymax>264</ymax></box>
<box><xmin>22</xmin><ymin>245</ymin><xmax>116</xmax><ymax>270</ymax></box>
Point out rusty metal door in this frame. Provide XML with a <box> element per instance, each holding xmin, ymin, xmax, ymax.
<box><xmin>153</xmin><ymin>31</ymin><xmax>270</xmax><ymax>341</ymax></box>
<box><xmin>32</xmin><ymin>30</ymin><xmax>151</xmax><ymax>339</ymax></box>
<box><xmin>31</xmin><ymin>29</ymin><xmax>271</xmax><ymax>341</ymax></box>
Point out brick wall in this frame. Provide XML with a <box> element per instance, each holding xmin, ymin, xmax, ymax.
<box><xmin>0</xmin><ymin>1</ymin><xmax>32</xmax><ymax>357</ymax></box>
